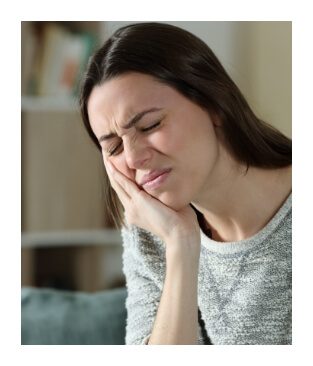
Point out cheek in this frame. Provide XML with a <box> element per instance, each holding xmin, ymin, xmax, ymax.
<box><xmin>152</xmin><ymin>127</ymin><xmax>185</xmax><ymax>154</ymax></box>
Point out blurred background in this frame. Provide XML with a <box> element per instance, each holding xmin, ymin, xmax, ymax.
<box><xmin>21</xmin><ymin>21</ymin><xmax>291</xmax><ymax>294</ymax></box>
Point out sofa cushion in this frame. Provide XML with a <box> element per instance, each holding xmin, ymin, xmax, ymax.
<box><xmin>21</xmin><ymin>286</ymin><xmax>127</xmax><ymax>345</ymax></box>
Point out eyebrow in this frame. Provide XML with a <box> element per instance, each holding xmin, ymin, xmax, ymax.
<box><xmin>98</xmin><ymin>107</ymin><xmax>163</xmax><ymax>143</ymax></box>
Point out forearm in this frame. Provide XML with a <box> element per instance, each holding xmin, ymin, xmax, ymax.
<box><xmin>148</xmin><ymin>237</ymin><xmax>200</xmax><ymax>345</ymax></box>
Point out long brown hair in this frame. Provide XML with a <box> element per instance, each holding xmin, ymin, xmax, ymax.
<box><xmin>79</xmin><ymin>22</ymin><xmax>291</xmax><ymax>229</ymax></box>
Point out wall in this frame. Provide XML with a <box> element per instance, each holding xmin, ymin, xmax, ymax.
<box><xmin>246</xmin><ymin>22</ymin><xmax>292</xmax><ymax>138</ymax></box>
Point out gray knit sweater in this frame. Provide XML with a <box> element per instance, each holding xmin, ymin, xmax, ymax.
<box><xmin>121</xmin><ymin>193</ymin><xmax>292</xmax><ymax>345</ymax></box>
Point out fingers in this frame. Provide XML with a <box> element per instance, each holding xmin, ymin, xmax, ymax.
<box><xmin>109</xmin><ymin>162</ymin><xmax>141</xmax><ymax>196</ymax></box>
<box><xmin>103</xmin><ymin>158</ymin><xmax>142</xmax><ymax>208</ymax></box>
<box><xmin>103</xmin><ymin>160</ymin><xmax>130</xmax><ymax>204</ymax></box>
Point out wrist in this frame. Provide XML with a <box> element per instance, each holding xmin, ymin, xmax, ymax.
<box><xmin>165</xmin><ymin>233</ymin><xmax>200</xmax><ymax>267</ymax></box>
<box><xmin>165</xmin><ymin>224</ymin><xmax>200</xmax><ymax>242</ymax></box>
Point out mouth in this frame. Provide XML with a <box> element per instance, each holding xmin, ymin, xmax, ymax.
<box><xmin>140</xmin><ymin>168</ymin><xmax>172</xmax><ymax>191</ymax></box>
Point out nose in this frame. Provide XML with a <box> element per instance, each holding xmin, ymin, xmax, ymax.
<box><xmin>123</xmin><ymin>139</ymin><xmax>152</xmax><ymax>170</ymax></box>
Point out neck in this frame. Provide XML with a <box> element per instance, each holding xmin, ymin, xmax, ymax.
<box><xmin>192</xmin><ymin>153</ymin><xmax>292</xmax><ymax>242</ymax></box>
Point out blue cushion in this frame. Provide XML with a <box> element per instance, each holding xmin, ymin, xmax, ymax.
<box><xmin>21</xmin><ymin>287</ymin><xmax>127</xmax><ymax>345</ymax></box>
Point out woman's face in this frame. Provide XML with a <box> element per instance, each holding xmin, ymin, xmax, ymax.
<box><xmin>87</xmin><ymin>72</ymin><xmax>222</xmax><ymax>210</ymax></box>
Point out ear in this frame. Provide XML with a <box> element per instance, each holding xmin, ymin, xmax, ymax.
<box><xmin>210</xmin><ymin>110</ymin><xmax>222</xmax><ymax>128</ymax></box>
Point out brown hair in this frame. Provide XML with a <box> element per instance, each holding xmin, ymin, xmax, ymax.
<box><xmin>79</xmin><ymin>22</ymin><xmax>292</xmax><ymax>229</ymax></box>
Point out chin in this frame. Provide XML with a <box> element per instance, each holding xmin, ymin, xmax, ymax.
<box><xmin>156</xmin><ymin>191</ymin><xmax>190</xmax><ymax>211</ymax></box>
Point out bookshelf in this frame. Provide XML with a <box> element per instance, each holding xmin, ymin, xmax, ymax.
<box><xmin>21</xmin><ymin>95</ymin><xmax>78</xmax><ymax>112</ymax></box>
<box><xmin>22</xmin><ymin>229</ymin><xmax>122</xmax><ymax>249</ymax></box>
<box><xmin>21</xmin><ymin>21</ymin><xmax>125</xmax><ymax>292</ymax></box>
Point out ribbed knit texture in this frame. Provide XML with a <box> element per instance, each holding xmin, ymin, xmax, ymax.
<box><xmin>121</xmin><ymin>193</ymin><xmax>292</xmax><ymax>345</ymax></box>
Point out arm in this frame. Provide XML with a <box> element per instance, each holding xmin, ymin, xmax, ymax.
<box><xmin>105</xmin><ymin>161</ymin><xmax>202</xmax><ymax>344</ymax></box>
<box><xmin>122</xmin><ymin>225</ymin><xmax>164</xmax><ymax>345</ymax></box>
<box><xmin>148</xmin><ymin>233</ymin><xmax>200</xmax><ymax>345</ymax></box>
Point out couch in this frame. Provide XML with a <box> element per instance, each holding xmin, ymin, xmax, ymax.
<box><xmin>21</xmin><ymin>286</ymin><xmax>127</xmax><ymax>345</ymax></box>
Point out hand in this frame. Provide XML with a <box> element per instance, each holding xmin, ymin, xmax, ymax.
<box><xmin>104</xmin><ymin>159</ymin><xmax>200</xmax><ymax>246</ymax></box>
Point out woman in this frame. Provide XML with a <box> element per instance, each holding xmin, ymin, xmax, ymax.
<box><xmin>80</xmin><ymin>22</ymin><xmax>292</xmax><ymax>345</ymax></box>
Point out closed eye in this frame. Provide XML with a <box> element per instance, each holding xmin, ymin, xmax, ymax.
<box><xmin>107</xmin><ymin>120</ymin><xmax>162</xmax><ymax>156</ymax></box>
<box><xmin>140</xmin><ymin>120</ymin><xmax>161</xmax><ymax>132</ymax></box>
<box><xmin>107</xmin><ymin>141</ymin><xmax>123</xmax><ymax>156</ymax></box>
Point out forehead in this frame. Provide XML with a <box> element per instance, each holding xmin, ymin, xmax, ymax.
<box><xmin>87</xmin><ymin>72</ymin><xmax>174</xmax><ymax>135</ymax></box>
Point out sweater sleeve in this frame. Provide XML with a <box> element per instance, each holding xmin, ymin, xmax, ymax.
<box><xmin>121</xmin><ymin>224</ymin><xmax>207</xmax><ymax>345</ymax></box>
<box><xmin>121</xmin><ymin>224</ymin><xmax>164</xmax><ymax>345</ymax></box>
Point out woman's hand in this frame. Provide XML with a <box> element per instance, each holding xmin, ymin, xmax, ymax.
<box><xmin>104</xmin><ymin>159</ymin><xmax>200</xmax><ymax>247</ymax></box>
